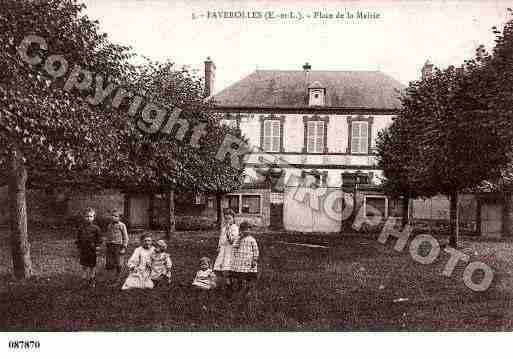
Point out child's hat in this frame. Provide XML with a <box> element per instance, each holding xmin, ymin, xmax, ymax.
<box><xmin>156</xmin><ymin>239</ymin><xmax>167</xmax><ymax>250</ymax></box>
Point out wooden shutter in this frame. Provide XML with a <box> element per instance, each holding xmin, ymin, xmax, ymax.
<box><xmin>272</xmin><ymin>121</ymin><xmax>280</xmax><ymax>152</ymax></box>
<box><xmin>351</xmin><ymin>122</ymin><xmax>368</xmax><ymax>154</ymax></box>
<box><xmin>351</xmin><ymin>122</ymin><xmax>360</xmax><ymax>153</ymax></box>
<box><xmin>360</xmin><ymin>122</ymin><xmax>368</xmax><ymax>153</ymax></box>
<box><xmin>307</xmin><ymin>121</ymin><xmax>316</xmax><ymax>152</ymax></box>
<box><xmin>316</xmin><ymin>121</ymin><xmax>324</xmax><ymax>153</ymax></box>
<box><xmin>263</xmin><ymin>121</ymin><xmax>272</xmax><ymax>151</ymax></box>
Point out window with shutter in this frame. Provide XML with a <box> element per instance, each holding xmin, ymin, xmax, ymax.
<box><xmin>351</xmin><ymin>121</ymin><xmax>369</xmax><ymax>154</ymax></box>
<box><xmin>263</xmin><ymin>121</ymin><xmax>271</xmax><ymax>151</ymax></box>
<box><xmin>262</xmin><ymin>120</ymin><xmax>281</xmax><ymax>152</ymax></box>
<box><xmin>316</xmin><ymin>121</ymin><xmax>324</xmax><ymax>153</ymax></box>
<box><xmin>307</xmin><ymin>121</ymin><xmax>325</xmax><ymax>153</ymax></box>
<box><xmin>307</xmin><ymin>122</ymin><xmax>316</xmax><ymax>152</ymax></box>
<box><xmin>272</xmin><ymin>121</ymin><xmax>280</xmax><ymax>152</ymax></box>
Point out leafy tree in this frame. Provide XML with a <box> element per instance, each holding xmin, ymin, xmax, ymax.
<box><xmin>103</xmin><ymin>60</ymin><xmax>246</xmax><ymax>237</ymax></box>
<box><xmin>382</xmin><ymin>63</ymin><xmax>510</xmax><ymax>247</ymax></box>
<box><xmin>375</xmin><ymin>116</ymin><xmax>426</xmax><ymax>227</ymax></box>
<box><xmin>0</xmin><ymin>0</ymin><xmax>133</xmax><ymax>278</ymax></box>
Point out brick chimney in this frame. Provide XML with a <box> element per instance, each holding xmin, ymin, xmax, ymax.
<box><xmin>421</xmin><ymin>60</ymin><xmax>433</xmax><ymax>80</ymax></box>
<box><xmin>204</xmin><ymin>57</ymin><xmax>216</xmax><ymax>97</ymax></box>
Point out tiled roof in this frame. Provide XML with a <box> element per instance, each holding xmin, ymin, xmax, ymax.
<box><xmin>213</xmin><ymin>70</ymin><xmax>405</xmax><ymax>109</ymax></box>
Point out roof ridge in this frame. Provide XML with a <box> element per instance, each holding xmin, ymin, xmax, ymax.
<box><xmin>254</xmin><ymin>69</ymin><xmax>384</xmax><ymax>73</ymax></box>
<box><xmin>213</xmin><ymin>68</ymin><xmax>405</xmax><ymax>109</ymax></box>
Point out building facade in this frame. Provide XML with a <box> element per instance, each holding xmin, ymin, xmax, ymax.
<box><xmin>207</xmin><ymin>60</ymin><xmax>406</xmax><ymax>229</ymax></box>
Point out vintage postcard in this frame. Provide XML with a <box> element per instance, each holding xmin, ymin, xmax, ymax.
<box><xmin>1</xmin><ymin>0</ymin><xmax>512</xmax><ymax>357</ymax></box>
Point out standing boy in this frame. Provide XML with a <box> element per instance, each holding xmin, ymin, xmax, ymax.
<box><xmin>231</xmin><ymin>221</ymin><xmax>259</xmax><ymax>299</ymax></box>
<box><xmin>76</xmin><ymin>207</ymin><xmax>102</xmax><ymax>288</ymax></box>
<box><xmin>105</xmin><ymin>209</ymin><xmax>129</xmax><ymax>285</ymax></box>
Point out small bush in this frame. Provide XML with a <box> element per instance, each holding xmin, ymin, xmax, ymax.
<box><xmin>175</xmin><ymin>216</ymin><xmax>216</xmax><ymax>231</ymax></box>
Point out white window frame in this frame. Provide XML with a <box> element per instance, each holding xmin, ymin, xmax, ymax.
<box><xmin>194</xmin><ymin>193</ymin><xmax>204</xmax><ymax>205</ymax></box>
<box><xmin>363</xmin><ymin>195</ymin><xmax>388</xmax><ymax>219</ymax></box>
<box><xmin>225</xmin><ymin>193</ymin><xmax>263</xmax><ymax>215</ymax></box>
<box><xmin>309</xmin><ymin>89</ymin><xmax>324</xmax><ymax>106</ymax></box>
<box><xmin>351</xmin><ymin>121</ymin><xmax>369</xmax><ymax>154</ymax></box>
<box><xmin>306</xmin><ymin>120</ymin><xmax>325</xmax><ymax>153</ymax></box>
<box><xmin>263</xmin><ymin>120</ymin><xmax>281</xmax><ymax>152</ymax></box>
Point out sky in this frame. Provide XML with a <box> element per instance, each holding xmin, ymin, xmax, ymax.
<box><xmin>83</xmin><ymin>0</ymin><xmax>512</xmax><ymax>92</ymax></box>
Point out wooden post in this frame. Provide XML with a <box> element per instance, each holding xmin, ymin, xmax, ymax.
<box><xmin>340</xmin><ymin>187</ymin><xmax>345</xmax><ymax>234</ymax></box>
<box><xmin>502</xmin><ymin>191</ymin><xmax>510</xmax><ymax>238</ymax></box>
<box><xmin>401</xmin><ymin>196</ymin><xmax>409</xmax><ymax>228</ymax></box>
<box><xmin>216</xmin><ymin>192</ymin><xmax>223</xmax><ymax>230</ymax></box>
<box><xmin>408</xmin><ymin>198</ymin><xmax>414</xmax><ymax>226</ymax></box>
<box><xmin>8</xmin><ymin>147</ymin><xmax>32</xmax><ymax>279</ymax></box>
<box><xmin>429</xmin><ymin>197</ymin><xmax>433</xmax><ymax>235</ymax></box>
<box><xmin>476</xmin><ymin>196</ymin><xmax>482</xmax><ymax>236</ymax></box>
<box><xmin>449</xmin><ymin>191</ymin><xmax>458</xmax><ymax>248</ymax></box>
<box><xmin>166</xmin><ymin>190</ymin><xmax>175</xmax><ymax>240</ymax></box>
<box><xmin>123</xmin><ymin>193</ymin><xmax>131</xmax><ymax>229</ymax></box>
<box><xmin>456</xmin><ymin>194</ymin><xmax>460</xmax><ymax>244</ymax></box>
<box><xmin>353</xmin><ymin>183</ymin><xmax>358</xmax><ymax>219</ymax></box>
<box><xmin>149</xmin><ymin>193</ymin><xmax>155</xmax><ymax>230</ymax></box>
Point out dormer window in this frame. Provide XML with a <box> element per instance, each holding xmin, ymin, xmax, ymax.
<box><xmin>308</xmin><ymin>81</ymin><xmax>325</xmax><ymax>106</ymax></box>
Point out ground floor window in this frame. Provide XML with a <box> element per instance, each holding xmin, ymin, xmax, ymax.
<box><xmin>227</xmin><ymin>195</ymin><xmax>240</xmax><ymax>213</ymax></box>
<box><xmin>364</xmin><ymin>195</ymin><xmax>388</xmax><ymax>219</ymax></box>
<box><xmin>225</xmin><ymin>194</ymin><xmax>262</xmax><ymax>215</ymax></box>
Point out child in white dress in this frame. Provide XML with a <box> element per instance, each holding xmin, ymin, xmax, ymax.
<box><xmin>213</xmin><ymin>209</ymin><xmax>239</xmax><ymax>293</ymax></box>
<box><xmin>121</xmin><ymin>232</ymin><xmax>155</xmax><ymax>290</ymax></box>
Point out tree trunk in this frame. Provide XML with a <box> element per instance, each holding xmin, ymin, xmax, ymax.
<box><xmin>166</xmin><ymin>190</ymin><xmax>175</xmax><ymax>240</ymax></box>
<box><xmin>216</xmin><ymin>192</ymin><xmax>223</xmax><ymax>230</ymax></box>
<box><xmin>401</xmin><ymin>196</ymin><xmax>410</xmax><ymax>228</ymax></box>
<box><xmin>449</xmin><ymin>191</ymin><xmax>459</xmax><ymax>248</ymax></box>
<box><xmin>123</xmin><ymin>193</ymin><xmax>131</xmax><ymax>230</ymax></box>
<box><xmin>148</xmin><ymin>194</ymin><xmax>155</xmax><ymax>230</ymax></box>
<box><xmin>340</xmin><ymin>188</ymin><xmax>345</xmax><ymax>233</ymax></box>
<box><xmin>476</xmin><ymin>196</ymin><xmax>482</xmax><ymax>236</ymax></box>
<box><xmin>502</xmin><ymin>191</ymin><xmax>510</xmax><ymax>237</ymax></box>
<box><xmin>8</xmin><ymin>147</ymin><xmax>32</xmax><ymax>279</ymax></box>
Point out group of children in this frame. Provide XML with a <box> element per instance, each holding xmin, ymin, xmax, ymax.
<box><xmin>75</xmin><ymin>207</ymin><xmax>259</xmax><ymax>299</ymax></box>
<box><xmin>213</xmin><ymin>209</ymin><xmax>259</xmax><ymax>298</ymax></box>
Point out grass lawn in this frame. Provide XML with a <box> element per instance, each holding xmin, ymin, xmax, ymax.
<box><xmin>1</xmin><ymin>227</ymin><xmax>513</xmax><ymax>331</ymax></box>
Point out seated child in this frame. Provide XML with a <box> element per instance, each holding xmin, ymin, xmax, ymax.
<box><xmin>150</xmin><ymin>239</ymin><xmax>173</xmax><ymax>287</ymax></box>
<box><xmin>121</xmin><ymin>232</ymin><xmax>155</xmax><ymax>290</ymax></box>
<box><xmin>192</xmin><ymin>257</ymin><xmax>217</xmax><ymax>290</ymax></box>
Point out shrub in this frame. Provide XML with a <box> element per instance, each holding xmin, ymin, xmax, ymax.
<box><xmin>175</xmin><ymin>216</ymin><xmax>217</xmax><ymax>231</ymax></box>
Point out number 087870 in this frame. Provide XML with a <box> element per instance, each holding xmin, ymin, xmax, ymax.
<box><xmin>8</xmin><ymin>340</ymin><xmax>40</xmax><ymax>350</ymax></box>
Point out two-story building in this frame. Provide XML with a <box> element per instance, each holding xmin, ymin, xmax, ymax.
<box><xmin>206</xmin><ymin>59</ymin><xmax>407</xmax><ymax>231</ymax></box>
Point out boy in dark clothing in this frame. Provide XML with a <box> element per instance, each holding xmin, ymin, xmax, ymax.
<box><xmin>76</xmin><ymin>207</ymin><xmax>102</xmax><ymax>288</ymax></box>
<box><xmin>105</xmin><ymin>209</ymin><xmax>129</xmax><ymax>285</ymax></box>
